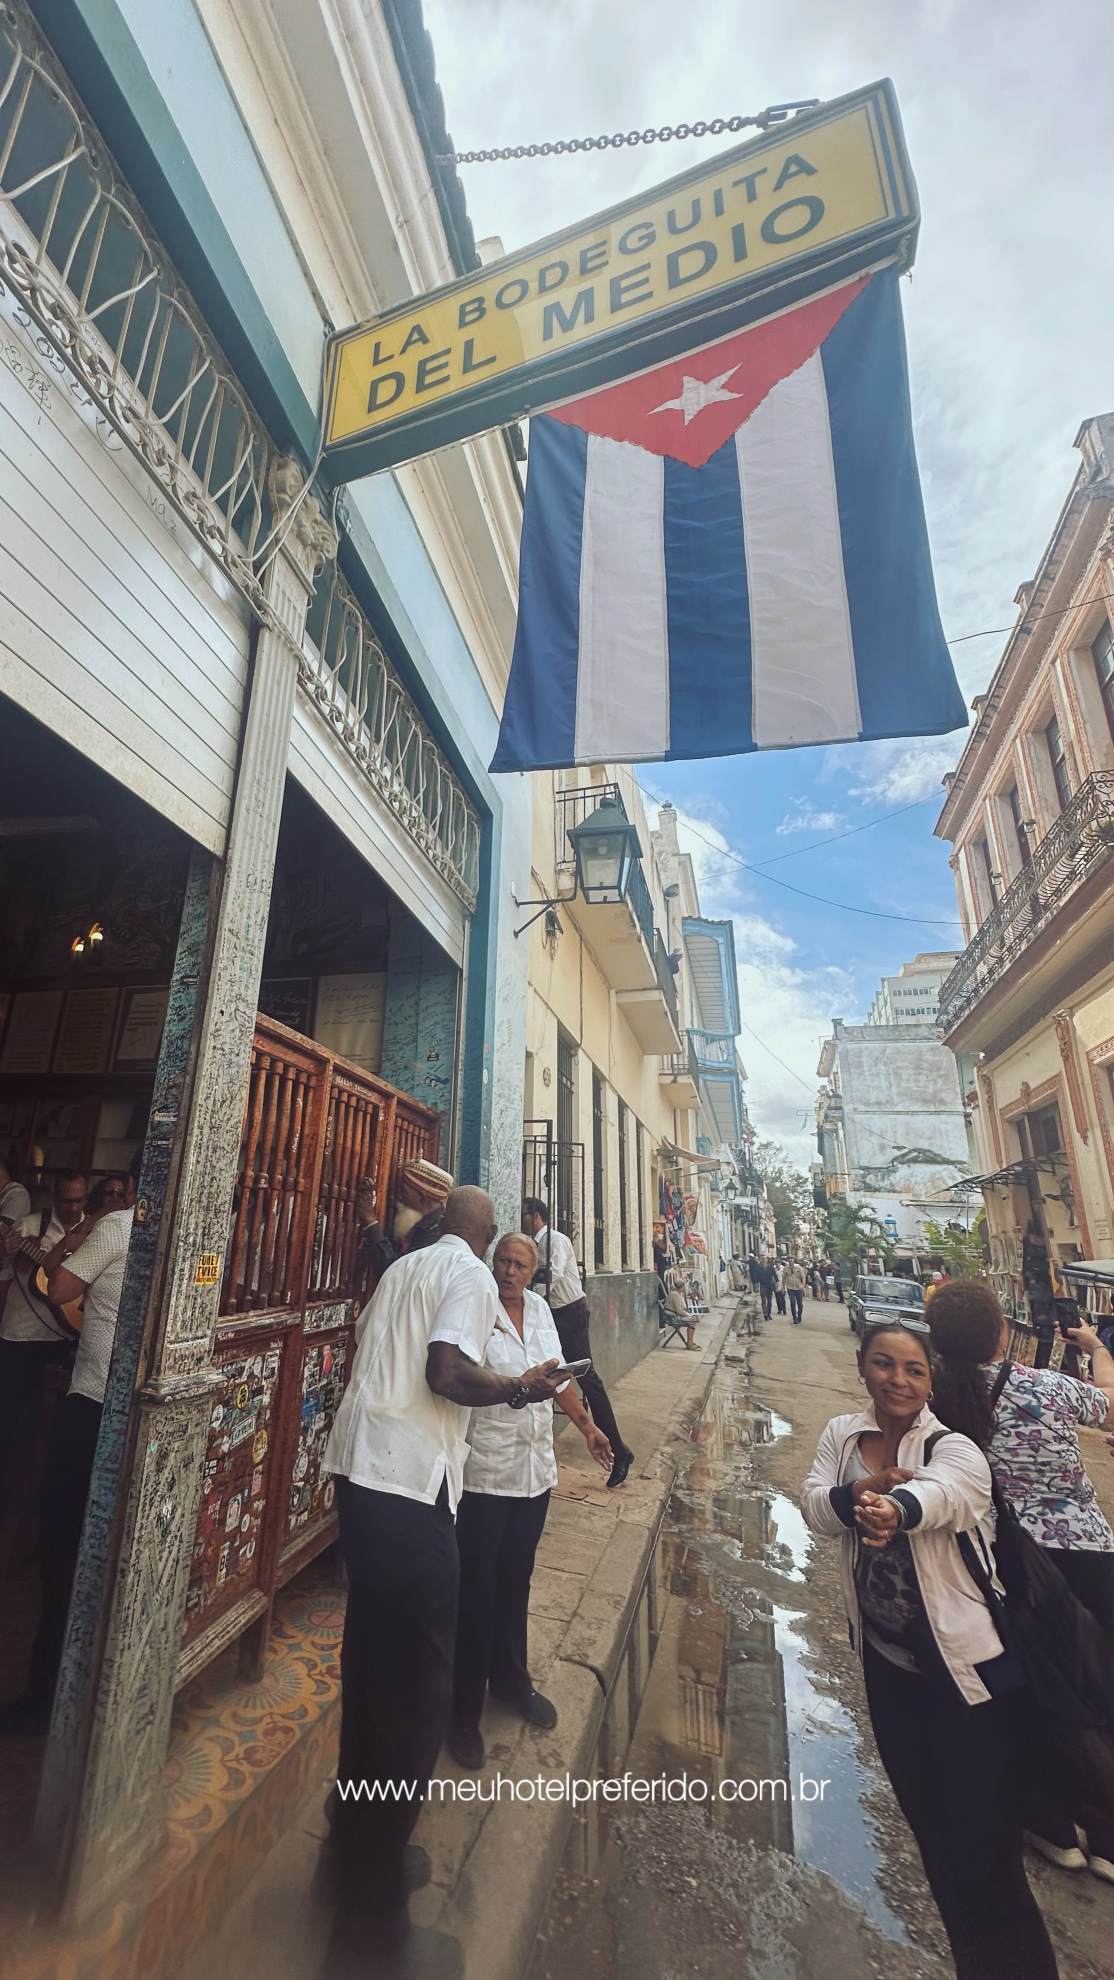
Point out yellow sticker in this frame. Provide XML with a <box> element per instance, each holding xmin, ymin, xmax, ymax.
<box><xmin>194</xmin><ymin>1252</ymin><xmax>221</xmax><ymax>1286</ymax></box>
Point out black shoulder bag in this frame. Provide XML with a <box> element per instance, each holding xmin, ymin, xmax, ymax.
<box><xmin>934</xmin><ymin>1364</ymin><xmax>1114</xmax><ymax>1732</ymax></box>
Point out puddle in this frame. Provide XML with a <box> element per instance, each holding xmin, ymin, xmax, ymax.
<box><xmin>531</xmin><ymin>1357</ymin><xmax>911</xmax><ymax>1980</ymax></box>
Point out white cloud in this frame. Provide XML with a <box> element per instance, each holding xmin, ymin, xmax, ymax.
<box><xmin>846</xmin><ymin>733</ymin><xmax>969</xmax><ymax>808</ymax></box>
<box><xmin>775</xmin><ymin>804</ymin><xmax>848</xmax><ymax>837</ymax></box>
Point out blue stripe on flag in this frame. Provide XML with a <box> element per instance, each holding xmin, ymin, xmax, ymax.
<box><xmin>490</xmin><ymin>418</ymin><xmax>588</xmax><ymax>773</ymax></box>
<box><xmin>820</xmin><ymin>271</ymin><xmax>966</xmax><ymax>741</ymax></box>
<box><xmin>663</xmin><ymin>441</ymin><xmax>753</xmax><ymax>760</ymax></box>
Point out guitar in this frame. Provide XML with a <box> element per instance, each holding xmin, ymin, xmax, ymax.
<box><xmin>7</xmin><ymin>1227</ymin><xmax>84</xmax><ymax>1338</ymax></box>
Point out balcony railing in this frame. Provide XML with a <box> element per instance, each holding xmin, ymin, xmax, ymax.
<box><xmin>0</xmin><ymin>1</ymin><xmax>274</xmax><ymax>613</ymax></box>
<box><xmin>302</xmin><ymin>565</ymin><xmax>481</xmax><ymax>909</ymax></box>
<box><xmin>554</xmin><ymin>781</ymin><xmax>654</xmax><ymax>951</ymax></box>
<box><xmin>689</xmin><ymin>1028</ymin><xmax>735</xmax><ymax>1071</ymax></box>
<box><xmin>939</xmin><ymin>772</ymin><xmax>1114</xmax><ymax>1033</ymax></box>
<box><xmin>661</xmin><ymin>1035</ymin><xmax>701</xmax><ymax>1088</ymax></box>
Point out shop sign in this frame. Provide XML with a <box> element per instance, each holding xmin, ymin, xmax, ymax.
<box><xmin>324</xmin><ymin>81</ymin><xmax>917</xmax><ymax>477</ymax></box>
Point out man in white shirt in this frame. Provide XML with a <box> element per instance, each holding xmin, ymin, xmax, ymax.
<box><xmin>1</xmin><ymin>1167</ymin><xmax>137</xmax><ymax>1733</ymax></box>
<box><xmin>322</xmin><ymin>1186</ymin><xmax>567</xmax><ymax>1954</ymax></box>
<box><xmin>522</xmin><ymin>1197</ymin><xmax>634</xmax><ymax>1488</ymax></box>
<box><xmin>0</xmin><ymin>1170</ymin><xmax>90</xmax><ymax>1520</ymax></box>
<box><xmin>0</xmin><ymin>1154</ymin><xmax>32</xmax><ymax>1323</ymax></box>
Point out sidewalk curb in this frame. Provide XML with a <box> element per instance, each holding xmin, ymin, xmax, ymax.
<box><xmin>419</xmin><ymin>1298</ymin><xmax>744</xmax><ymax>1980</ymax></box>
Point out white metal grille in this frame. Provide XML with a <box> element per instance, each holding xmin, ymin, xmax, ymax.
<box><xmin>303</xmin><ymin>564</ymin><xmax>481</xmax><ymax>909</ymax></box>
<box><xmin>0</xmin><ymin>0</ymin><xmax>274</xmax><ymax>609</ymax></box>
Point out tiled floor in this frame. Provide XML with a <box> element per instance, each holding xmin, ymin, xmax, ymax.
<box><xmin>2</xmin><ymin>1558</ymin><xmax>344</xmax><ymax>1980</ymax></box>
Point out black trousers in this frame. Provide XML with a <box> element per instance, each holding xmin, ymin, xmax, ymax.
<box><xmin>864</xmin><ymin>1647</ymin><xmax>1057</xmax><ymax>1980</ymax></box>
<box><xmin>334</xmin><ymin>1478</ymin><xmax>459</xmax><ymax>1910</ymax></box>
<box><xmin>0</xmin><ymin>1337</ymin><xmax>72</xmax><ymax>1509</ymax></box>
<box><xmin>759</xmin><ymin>1284</ymin><xmax>773</xmax><ymax>1319</ymax></box>
<box><xmin>774</xmin><ymin>1290</ymin><xmax>787</xmax><ymax>1315</ymax></box>
<box><xmin>1025</xmin><ymin>1547</ymin><xmax>1114</xmax><ymax>1860</ymax></box>
<box><xmin>788</xmin><ymin>1290</ymin><xmax>804</xmax><ymax>1323</ymax></box>
<box><xmin>550</xmin><ymin>1298</ymin><xmax>625</xmax><ymax>1456</ymax></box>
<box><xmin>453</xmin><ymin>1488</ymin><xmax>551</xmax><ymax>1726</ymax></box>
<box><xmin>27</xmin><ymin>1391</ymin><xmax>102</xmax><ymax>1705</ymax></box>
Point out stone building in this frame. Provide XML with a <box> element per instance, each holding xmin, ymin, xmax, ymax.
<box><xmin>866</xmin><ymin>952</ymin><xmax>960</xmax><ymax>1026</ymax></box>
<box><xmin>936</xmin><ymin>413</ymin><xmax>1114</xmax><ymax>1320</ymax></box>
<box><xmin>816</xmin><ymin>1019</ymin><xmax>979</xmax><ymax>1260</ymax></box>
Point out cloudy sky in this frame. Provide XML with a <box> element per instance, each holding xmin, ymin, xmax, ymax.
<box><xmin>423</xmin><ymin>0</ymin><xmax>1112</xmax><ymax>1158</ymax></box>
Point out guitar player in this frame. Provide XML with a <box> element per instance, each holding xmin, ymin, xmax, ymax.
<box><xmin>0</xmin><ymin>1169</ymin><xmax>90</xmax><ymax>1522</ymax></box>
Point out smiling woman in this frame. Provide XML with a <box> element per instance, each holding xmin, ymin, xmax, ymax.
<box><xmin>801</xmin><ymin>1326</ymin><xmax>1059</xmax><ymax>1978</ymax></box>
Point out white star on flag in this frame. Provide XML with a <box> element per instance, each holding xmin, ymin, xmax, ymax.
<box><xmin>652</xmin><ymin>366</ymin><xmax>742</xmax><ymax>426</ymax></box>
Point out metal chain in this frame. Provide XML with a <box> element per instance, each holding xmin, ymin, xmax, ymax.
<box><xmin>439</xmin><ymin>101</ymin><xmax>821</xmax><ymax>167</ymax></box>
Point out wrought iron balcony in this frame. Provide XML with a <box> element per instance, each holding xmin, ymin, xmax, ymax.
<box><xmin>553</xmin><ymin>783</ymin><xmax>679</xmax><ymax>1035</ymax></box>
<box><xmin>554</xmin><ymin>782</ymin><xmax>655</xmax><ymax>951</ymax></box>
<box><xmin>660</xmin><ymin>1034</ymin><xmax>702</xmax><ymax>1103</ymax></box>
<box><xmin>654</xmin><ymin>930</ymin><xmax>680</xmax><ymax>1033</ymax></box>
<box><xmin>939</xmin><ymin>772</ymin><xmax>1114</xmax><ymax>1034</ymax></box>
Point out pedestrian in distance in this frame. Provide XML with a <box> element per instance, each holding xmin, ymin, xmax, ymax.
<box><xmin>449</xmin><ymin>1233</ymin><xmax>612</xmax><ymax>1770</ymax></box>
<box><xmin>834</xmin><ymin>1268</ymin><xmax>845</xmax><ymax>1304</ymax></box>
<box><xmin>521</xmin><ymin>1198</ymin><xmax>634</xmax><ymax>1486</ymax></box>
<box><xmin>774</xmin><ymin>1261</ymin><xmax>787</xmax><ymax>1317</ymax></box>
<box><xmin>808</xmin><ymin>1263</ymin><xmax>820</xmax><ymax>1300</ymax></box>
<box><xmin>784</xmin><ymin>1260</ymin><xmax>806</xmax><ymax>1325</ymax></box>
<box><xmin>928</xmin><ymin>1278</ymin><xmax>1114</xmax><ymax>1883</ymax></box>
<box><xmin>322</xmin><ymin>1187</ymin><xmax>568</xmax><ymax>1967</ymax></box>
<box><xmin>802</xmin><ymin>1316</ymin><xmax>1059</xmax><ymax>1980</ymax></box>
<box><xmin>819</xmin><ymin>1264</ymin><xmax>832</xmax><ymax>1302</ymax></box>
<box><xmin>756</xmin><ymin>1256</ymin><xmax>775</xmax><ymax>1321</ymax></box>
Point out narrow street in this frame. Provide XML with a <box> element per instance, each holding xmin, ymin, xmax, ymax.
<box><xmin>531</xmin><ymin>1297</ymin><xmax>1114</xmax><ymax>1980</ymax></box>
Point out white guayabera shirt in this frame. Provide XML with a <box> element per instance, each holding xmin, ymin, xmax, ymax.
<box><xmin>463</xmin><ymin>1288</ymin><xmax>569</xmax><ymax>1499</ymax></box>
<box><xmin>535</xmin><ymin>1226</ymin><xmax>584</xmax><ymax>1309</ymax></box>
<box><xmin>325</xmin><ymin>1234</ymin><xmax>499</xmax><ymax>1512</ymax></box>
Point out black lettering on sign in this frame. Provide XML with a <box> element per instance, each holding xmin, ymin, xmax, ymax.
<box><xmin>495</xmin><ymin>276</ymin><xmax>530</xmax><ymax>311</ymax></box>
<box><xmin>400</xmin><ymin>321</ymin><xmax>430</xmax><ymax>352</ymax></box>
<box><xmin>618</xmin><ymin>220</ymin><xmax>655</xmax><ymax>254</ymax></box>
<box><xmin>579</xmin><ymin>240</ymin><xmax>608</xmax><ymax>276</ymax></box>
<box><xmin>542</xmin><ymin>288</ymin><xmax>596</xmax><ymax>342</ymax></box>
<box><xmin>462</xmin><ymin>336</ymin><xmax>496</xmax><ymax>374</ymax></box>
<box><xmin>666</xmin><ymin>198</ymin><xmax>702</xmax><ymax>236</ymax></box>
<box><xmin>370</xmin><ymin>338</ymin><xmax>395</xmax><ymax>367</ymax></box>
<box><xmin>773</xmin><ymin>153</ymin><xmax>817</xmax><ymax>190</ymax></box>
<box><xmin>368</xmin><ymin>370</ymin><xmax>405</xmax><ymax>412</ymax></box>
<box><xmin>666</xmin><ymin>240</ymin><xmax>717</xmax><ymax>291</ymax></box>
<box><xmin>732</xmin><ymin>166</ymin><xmax>768</xmax><ymax>203</ymax></box>
<box><xmin>609</xmin><ymin>262</ymin><xmax>653</xmax><ymax>313</ymax></box>
<box><xmin>760</xmin><ymin>196</ymin><xmax>825</xmax><ymax>245</ymax></box>
<box><xmin>414</xmin><ymin>348</ymin><xmax>452</xmax><ymax>393</ymax></box>
<box><xmin>538</xmin><ymin>259</ymin><xmax>569</xmax><ymax>293</ymax></box>
<box><xmin>731</xmin><ymin>221</ymin><xmax>748</xmax><ymax>265</ymax></box>
<box><xmin>458</xmin><ymin>295</ymin><xmax>486</xmax><ymax>328</ymax></box>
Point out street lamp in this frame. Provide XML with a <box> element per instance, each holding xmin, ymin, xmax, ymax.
<box><xmin>568</xmin><ymin>796</ymin><xmax>641</xmax><ymax>904</ymax></box>
<box><xmin>513</xmin><ymin>794</ymin><xmax>642</xmax><ymax>936</ymax></box>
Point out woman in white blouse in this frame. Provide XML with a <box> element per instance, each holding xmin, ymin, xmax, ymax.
<box><xmin>449</xmin><ymin>1233</ymin><xmax>613</xmax><ymax>1770</ymax></box>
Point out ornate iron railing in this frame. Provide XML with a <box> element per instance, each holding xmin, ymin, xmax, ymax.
<box><xmin>939</xmin><ymin>772</ymin><xmax>1114</xmax><ymax>1033</ymax></box>
<box><xmin>0</xmin><ymin>1</ymin><xmax>275</xmax><ymax>610</ymax></box>
<box><xmin>660</xmin><ymin>1036</ymin><xmax>701</xmax><ymax>1087</ymax></box>
<box><xmin>653</xmin><ymin>929</ymin><xmax>680</xmax><ymax>1031</ymax></box>
<box><xmin>302</xmin><ymin>564</ymin><xmax>481</xmax><ymax>909</ymax></box>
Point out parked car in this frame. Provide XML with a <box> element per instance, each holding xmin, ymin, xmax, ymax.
<box><xmin>847</xmin><ymin>1273</ymin><xmax>926</xmax><ymax>1336</ymax></box>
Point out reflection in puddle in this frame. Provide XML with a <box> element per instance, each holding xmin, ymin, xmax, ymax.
<box><xmin>652</xmin><ymin>1366</ymin><xmax>906</xmax><ymax>1939</ymax></box>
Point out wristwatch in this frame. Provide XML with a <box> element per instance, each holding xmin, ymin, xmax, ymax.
<box><xmin>507</xmin><ymin>1381</ymin><xmax>531</xmax><ymax>1410</ymax></box>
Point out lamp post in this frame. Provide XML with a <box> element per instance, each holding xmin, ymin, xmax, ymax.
<box><xmin>513</xmin><ymin>794</ymin><xmax>642</xmax><ymax>936</ymax></box>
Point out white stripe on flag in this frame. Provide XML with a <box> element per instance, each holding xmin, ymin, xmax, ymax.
<box><xmin>736</xmin><ymin>350</ymin><xmax>860</xmax><ymax>747</ymax></box>
<box><xmin>575</xmin><ymin>434</ymin><xmax>669</xmax><ymax>762</ymax></box>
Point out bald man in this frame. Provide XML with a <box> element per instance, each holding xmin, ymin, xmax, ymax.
<box><xmin>323</xmin><ymin>1186</ymin><xmax>567</xmax><ymax>1956</ymax></box>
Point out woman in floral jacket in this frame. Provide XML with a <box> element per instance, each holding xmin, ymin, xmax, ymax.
<box><xmin>929</xmin><ymin>1279</ymin><xmax>1114</xmax><ymax>1884</ymax></box>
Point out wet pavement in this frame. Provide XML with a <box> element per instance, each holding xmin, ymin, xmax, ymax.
<box><xmin>530</xmin><ymin>1298</ymin><xmax>1114</xmax><ymax>1980</ymax></box>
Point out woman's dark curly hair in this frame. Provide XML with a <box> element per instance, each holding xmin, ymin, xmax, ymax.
<box><xmin>926</xmin><ymin>1279</ymin><xmax>1005</xmax><ymax>1450</ymax></box>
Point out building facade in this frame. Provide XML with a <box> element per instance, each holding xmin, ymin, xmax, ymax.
<box><xmin>866</xmin><ymin>952</ymin><xmax>960</xmax><ymax>1026</ymax></box>
<box><xmin>0</xmin><ymin>0</ymin><xmax>530</xmax><ymax>1944</ymax></box>
<box><xmin>816</xmin><ymin>1018</ymin><xmax>979</xmax><ymax>1261</ymax></box>
<box><xmin>936</xmin><ymin>413</ymin><xmax>1114</xmax><ymax>1323</ymax></box>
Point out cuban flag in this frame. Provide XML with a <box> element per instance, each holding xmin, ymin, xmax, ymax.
<box><xmin>490</xmin><ymin>267</ymin><xmax>964</xmax><ymax>772</ymax></box>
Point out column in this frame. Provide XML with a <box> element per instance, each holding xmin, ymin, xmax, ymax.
<box><xmin>43</xmin><ymin>465</ymin><xmax>337</xmax><ymax>1917</ymax></box>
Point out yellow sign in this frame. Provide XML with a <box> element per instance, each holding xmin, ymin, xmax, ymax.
<box><xmin>324</xmin><ymin>84</ymin><xmax>916</xmax><ymax>476</ymax></box>
<box><xmin>194</xmin><ymin>1252</ymin><xmax>221</xmax><ymax>1287</ymax></box>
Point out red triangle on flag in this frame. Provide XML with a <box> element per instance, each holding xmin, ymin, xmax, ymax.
<box><xmin>547</xmin><ymin>275</ymin><xmax>870</xmax><ymax>468</ymax></box>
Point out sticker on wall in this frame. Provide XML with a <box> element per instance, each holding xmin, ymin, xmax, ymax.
<box><xmin>194</xmin><ymin>1251</ymin><xmax>221</xmax><ymax>1286</ymax></box>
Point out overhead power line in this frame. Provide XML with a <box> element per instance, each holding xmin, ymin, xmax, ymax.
<box><xmin>750</xmin><ymin>794</ymin><xmax>937</xmax><ymax>866</ymax></box>
<box><xmin>641</xmin><ymin>784</ymin><xmax>962</xmax><ymax>927</ymax></box>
